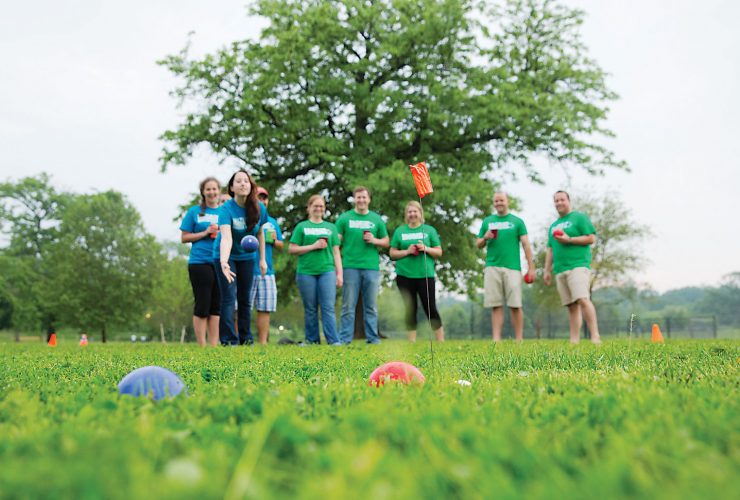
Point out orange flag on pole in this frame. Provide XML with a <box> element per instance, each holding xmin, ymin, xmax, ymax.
<box><xmin>409</xmin><ymin>162</ymin><xmax>433</xmax><ymax>198</ymax></box>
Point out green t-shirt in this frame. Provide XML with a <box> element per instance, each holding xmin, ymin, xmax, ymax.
<box><xmin>290</xmin><ymin>220</ymin><xmax>340</xmax><ymax>275</ymax></box>
<box><xmin>477</xmin><ymin>213</ymin><xmax>528</xmax><ymax>270</ymax></box>
<box><xmin>547</xmin><ymin>211</ymin><xmax>596</xmax><ymax>274</ymax></box>
<box><xmin>390</xmin><ymin>224</ymin><xmax>441</xmax><ymax>278</ymax></box>
<box><xmin>336</xmin><ymin>209</ymin><xmax>389</xmax><ymax>270</ymax></box>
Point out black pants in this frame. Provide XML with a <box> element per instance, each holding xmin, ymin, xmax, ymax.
<box><xmin>188</xmin><ymin>263</ymin><xmax>221</xmax><ymax>317</ymax></box>
<box><xmin>396</xmin><ymin>275</ymin><xmax>443</xmax><ymax>330</ymax></box>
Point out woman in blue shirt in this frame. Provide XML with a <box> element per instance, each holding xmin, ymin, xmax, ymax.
<box><xmin>215</xmin><ymin>169</ymin><xmax>268</xmax><ymax>345</ymax></box>
<box><xmin>179</xmin><ymin>177</ymin><xmax>221</xmax><ymax>346</ymax></box>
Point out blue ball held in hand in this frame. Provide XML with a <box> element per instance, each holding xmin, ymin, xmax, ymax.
<box><xmin>240</xmin><ymin>235</ymin><xmax>259</xmax><ymax>252</ymax></box>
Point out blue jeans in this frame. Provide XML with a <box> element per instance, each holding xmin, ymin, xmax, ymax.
<box><xmin>339</xmin><ymin>269</ymin><xmax>380</xmax><ymax>344</ymax></box>
<box><xmin>296</xmin><ymin>272</ymin><xmax>339</xmax><ymax>344</ymax></box>
<box><xmin>216</xmin><ymin>259</ymin><xmax>255</xmax><ymax>345</ymax></box>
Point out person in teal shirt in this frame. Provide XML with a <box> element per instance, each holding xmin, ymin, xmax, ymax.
<box><xmin>390</xmin><ymin>201</ymin><xmax>445</xmax><ymax>343</ymax></box>
<box><xmin>179</xmin><ymin>176</ymin><xmax>222</xmax><ymax>346</ymax></box>
<box><xmin>336</xmin><ymin>186</ymin><xmax>389</xmax><ymax>344</ymax></box>
<box><xmin>215</xmin><ymin>169</ymin><xmax>268</xmax><ymax>346</ymax></box>
<box><xmin>289</xmin><ymin>195</ymin><xmax>343</xmax><ymax>345</ymax></box>
<box><xmin>544</xmin><ymin>190</ymin><xmax>601</xmax><ymax>343</ymax></box>
<box><xmin>475</xmin><ymin>191</ymin><xmax>535</xmax><ymax>342</ymax></box>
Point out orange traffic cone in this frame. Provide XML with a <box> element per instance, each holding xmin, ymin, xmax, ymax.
<box><xmin>80</xmin><ymin>334</ymin><xmax>88</xmax><ymax>346</ymax></box>
<box><xmin>48</xmin><ymin>333</ymin><xmax>57</xmax><ymax>347</ymax></box>
<box><xmin>651</xmin><ymin>324</ymin><xmax>664</xmax><ymax>343</ymax></box>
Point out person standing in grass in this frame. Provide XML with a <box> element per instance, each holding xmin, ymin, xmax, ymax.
<box><xmin>216</xmin><ymin>169</ymin><xmax>268</xmax><ymax>346</ymax></box>
<box><xmin>390</xmin><ymin>201</ymin><xmax>444</xmax><ymax>342</ymax></box>
<box><xmin>248</xmin><ymin>186</ymin><xmax>284</xmax><ymax>345</ymax></box>
<box><xmin>476</xmin><ymin>191</ymin><xmax>535</xmax><ymax>342</ymax></box>
<box><xmin>179</xmin><ymin>177</ymin><xmax>222</xmax><ymax>346</ymax></box>
<box><xmin>289</xmin><ymin>195</ymin><xmax>343</xmax><ymax>345</ymax></box>
<box><xmin>544</xmin><ymin>190</ymin><xmax>601</xmax><ymax>343</ymax></box>
<box><xmin>336</xmin><ymin>186</ymin><xmax>389</xmax><ymax>344</ymax></box>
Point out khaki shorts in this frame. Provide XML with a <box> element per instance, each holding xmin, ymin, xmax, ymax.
<box><xmin>484</xmin><ymin>266</ymin><xmax>523</xmax><ymax>308</ymax></box>
<box><xmin>555</xmin><ymin>267</ymin><xmax>592</xmax><ymax>306</ymax></box>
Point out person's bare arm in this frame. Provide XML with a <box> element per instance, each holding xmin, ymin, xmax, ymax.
<box><xmin>544</xmin><ymin>247</ymin><xmax>553</xmax><ymax>286</ymax></box>
<box><xmin>520</xmin><ymin>234</ymin><xmax>535</xmax><ymax>280</ymax></box>
<box><xmin>333</xmin><ymin>245</ymin><xmax>343</xmax><ymax>287</ymax></box>
<box><xmin>289</xmin><ymin>239</ymin><xmax>326</xmax><ymax>256</ymax></box>
<box><xmin>553</xmin><ymin>233</ymin><xmax>595</xmax><ymax>246</ymax></box>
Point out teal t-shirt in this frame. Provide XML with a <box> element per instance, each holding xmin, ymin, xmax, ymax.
<box><xmin>477</xmin><ymin>213</ymin><xmax>528</xmax><ymax>270</ymax></box>
<box><xmin>214</xmin><ymin>199</ymin><xmax>268</xmax><ymax>262</ymax></box>
<box><xmin>290</xmin><ymin>220</ymin><xmax>340</xmax><ymax>275</ymax></box>
<box><xmin>547</xmin><ymin>211</ymin><xmax>596</xmax><ymax>274</ymax></box>
<box><xmin>390</xmin><ymin>224</ymin><xmax>441</xmax><ymax>278</ymax></box>
<box><xmin>335</xmin><ymin>209</ymin><xmax>388</xmax><ymax>270</ymax></box>
<box><xmin>179</xmin><ymin>205</ymin><xmax>220</xmax><ymax>265</ymax></box>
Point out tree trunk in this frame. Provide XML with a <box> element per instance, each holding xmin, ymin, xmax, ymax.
<box><xmin>180</xmin><ymin>326</ymin><xmax>187</xmax><ymax>343</ymax></box>
<box><xmin>160</xmin><ymin>323</ymin><xmax>166</xmax><ymax>343</ymax></box>
<box><xmin>102</xmin><ymin>324</ymin><xmax>107</xmax><ymax>343</ymax></box>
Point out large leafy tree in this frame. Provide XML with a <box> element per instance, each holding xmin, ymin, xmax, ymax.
<box><xmin>0</xmin><ymin>173</ymin><xmax>72</xmax><ymax>260</ymax></box>
<box><xmin>0</xmin><ymin>174</ymin><xmax>72</xmax><ymax>332</ymax></box>
<box><xmin>42</xmin><ymin>191</ymin><xmax>160</xmax><ymax>342</ymax></box>
<box><xmin>160</xmin><ymin>0</ymin><xmax>622</xmax><ymax>292</ymax></box>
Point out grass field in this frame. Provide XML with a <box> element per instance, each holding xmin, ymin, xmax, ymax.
<box><xmin>1</xmin><ymin>340</ymin><xmax>738</xmax><ymax>499</ymax></box>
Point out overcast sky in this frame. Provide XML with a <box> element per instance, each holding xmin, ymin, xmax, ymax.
<box><xmin>1</xmin><ymin>1</ymin><xmax>738</xmax><ymax>292</ymax></box>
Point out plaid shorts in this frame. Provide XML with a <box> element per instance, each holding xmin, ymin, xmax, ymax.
<box><xmin>249</xmin><ymin>274</ymin><xmax>277</xmax><ymax>312</ymax></box>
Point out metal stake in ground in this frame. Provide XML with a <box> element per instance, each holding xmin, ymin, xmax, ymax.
<box><xmin>409</xmin><ymin>162</ymin><xmax>436</xmax><ymax>375</ymax></box>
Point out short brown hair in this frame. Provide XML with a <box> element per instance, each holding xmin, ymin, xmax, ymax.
<box><xmin>553</xmin><ymin>190</ymin><xmax>570</xmax><ymax>201</ymax></box>
<box><xmin>353</xmin><ymin>186</ymin><xmax>370</xmax><ymax>197</ymax></box>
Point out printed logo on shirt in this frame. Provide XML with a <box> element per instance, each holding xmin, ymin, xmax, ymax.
<box><xmin>197</xmin><ymin>214</ymin><xmax>219</xmax><ymax>224</ymax></box>
<box><xmin>488</xmin><ymin>221</ymin><xmax>515</xmax><ymax>231</ymax></box>
<box><xmin>349</xmin><ymin>220</ymin><xmax>375</xmax><ymax>230</ymax></box>
<box><xmin>304</xmin><ymin>227</ymin><xmax>332</xmax><ymax>236</ymax></box>
<box><xmin>402</xmin><ymin>232</ymin><xmax>428</xmax><ymax>241</ymax></box>
<box><xmin>232</xmin><ymin>217</ymin><xmax>246</xmax><ymax>230</ymax></box>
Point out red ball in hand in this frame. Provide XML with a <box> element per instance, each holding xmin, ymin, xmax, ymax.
<box><xmin>524</xmin><ymin>274</ymin><xmax>534</xmax><ymax>284</ymax></box>
<box><xmin>369</xmin><ymin>361</ymin><xmax>425</xmax><ymax>387</ymax></box>
<box><xmin>552</xmin><ymin>229</ymin><xmax>564</xmax><ymax>237</ymax></box>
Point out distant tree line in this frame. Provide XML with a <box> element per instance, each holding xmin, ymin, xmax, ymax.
<box><xmin>0</xmin><ymin>174</ymin><xmax>191</xmax><ymax>341</ymax></box>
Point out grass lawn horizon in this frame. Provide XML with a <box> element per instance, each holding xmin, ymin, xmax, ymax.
<box><xmin>1</xmin><ymin>340</ymin><xmax>737</xmax><ymax>499</ymax></box>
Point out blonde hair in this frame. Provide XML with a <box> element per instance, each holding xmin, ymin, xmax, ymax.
<box><xmin>404</xmin><ymin>201</ymin><xmax>424</xmax><ymax>223</ymax></box>
<box><xmin>307</xmin><ymin>194</ymin><xmax>325</xmax><ymax>211</ymax></box>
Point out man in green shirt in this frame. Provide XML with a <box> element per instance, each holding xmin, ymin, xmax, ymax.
<box><xmin>336</xmin><ymin>186</ymin><xmax>390</xmax><ymax>344</ymax></box>
<box><xmin>544</xmin><ymin>190</ymin><xmax>601</xmax><ymax>343</ymax></box>
<box><xmin>476</xmin><ymin>192</ymin><xmax>535</xmax><ymax>342</ymax></box>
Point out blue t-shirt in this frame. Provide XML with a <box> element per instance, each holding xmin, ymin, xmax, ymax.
<box><xmin>214</xmin><ymin>199</ymin><xmax>268</xmax><ymax>262</ymax></box>
<box><xmin>179</xmin><ymin>205</ymin><xmax>220</xmax><ymax>265</ymax></box>
<box><xmin>252</xmin><ymin>216</ymin><xmax>283</xmax><ymax>275</ymax></box>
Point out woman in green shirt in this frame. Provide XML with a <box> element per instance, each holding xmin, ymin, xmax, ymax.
<box><xmin>289</xmin><ymin>195</ymin><xmax>343</xmax><ymax>344</ymax></box>
<box><xmin>389</xmin><ymin>201</ymin><xmax>445</xmax><ymax>342</ymax></box>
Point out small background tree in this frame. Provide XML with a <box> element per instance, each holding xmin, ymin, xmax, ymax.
<box><xmin>42</xmin><ymin>191</ymin><xmax>160</xmax><ymax>342</ymax></box>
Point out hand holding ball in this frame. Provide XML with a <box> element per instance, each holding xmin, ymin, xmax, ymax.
<box><xmin>524</xmin><ymin>273</ymin><xmax>534</xmax><ymax>284</ymax></box>
<box><xmin>552</xmin><ymin>229</ymin><xmax>564</xmax><ymax>238</ymax></box>
<box><xmin>240</xmin><ymin>235</ymin><xmax>259</xmax><ymax>252</ymax></box>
